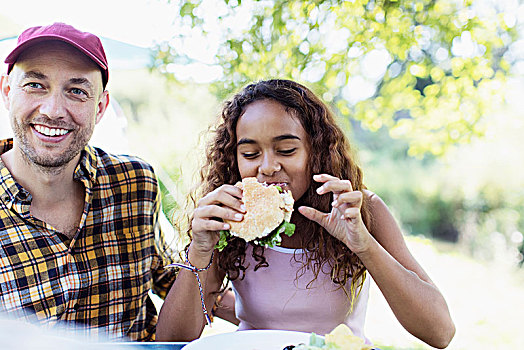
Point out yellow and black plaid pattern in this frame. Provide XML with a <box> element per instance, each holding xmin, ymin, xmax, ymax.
<box><xmin>0</xmin><ymin>139</ymin><xmax>177</xmax><ymax>341</ymax></box>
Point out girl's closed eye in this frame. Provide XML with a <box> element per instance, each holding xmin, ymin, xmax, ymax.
<box><xmin>278</xmin><ymin>148</ymin><xmax>297</xmax><ymax>155</ymax></box>
<box><xmin>241</xmin><ymin>151</ymin><xmax>259</xmax><ymax>159</ymax></box>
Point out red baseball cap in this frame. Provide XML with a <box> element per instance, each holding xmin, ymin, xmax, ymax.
<box><xmin>5</xmin><ymin>22</ymin><xmax>109</xmax><ymax>88</ymax></box>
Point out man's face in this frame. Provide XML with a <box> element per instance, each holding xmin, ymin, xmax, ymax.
<box><xmin>0</xmin><ymin>41</ymin><xmax>108</xmax><ymax>169</ymax></box>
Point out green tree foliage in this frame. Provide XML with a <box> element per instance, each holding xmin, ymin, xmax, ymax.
<box><xmin>155</xmin><ymin>0</ymin><xmax>518</xmax><ymax>156</ymax></box>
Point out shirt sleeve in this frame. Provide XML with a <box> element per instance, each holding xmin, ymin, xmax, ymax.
<box><xmin>150</xmin><ymin>180</ymin><xmax>179</xmax><ymax>299</ymax></box>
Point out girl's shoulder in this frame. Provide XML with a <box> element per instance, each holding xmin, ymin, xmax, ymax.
<box><xmin>362</xmin><ymin>189</ymin><xmax>380</xmax><ymax>204</ymax></box>
<box><xmin>362</xmin><ymin>188</ymin><xmax>376</xmax><ymax>199</ymax></box>
<box><xmin>362</xmin><ymin>189</ymin><xmax>393</xmax><ymax>217</ymax></box>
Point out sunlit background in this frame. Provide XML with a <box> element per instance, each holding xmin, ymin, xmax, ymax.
<box><xmin>1</xmin><ymin>1</ymin><xmax>524</xmax><ymax>349</ymax></box>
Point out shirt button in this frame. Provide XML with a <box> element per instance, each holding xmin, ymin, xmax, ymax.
<box><xmin>73</xmin><ymin>303</ymin><xmax>80</xmax><ymax>311</ymax></box>
<box><xmin>17</xmin><ymin>192</ymin><xmax>28</xmax><ymax>200</ymax></box>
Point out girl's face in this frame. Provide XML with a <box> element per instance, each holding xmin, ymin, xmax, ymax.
<box><xmin>236</xmin><ymin>99</ymin><xmax>311</xmax><ymax>201</ymax></box>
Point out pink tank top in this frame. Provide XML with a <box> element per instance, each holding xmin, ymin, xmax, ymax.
<box><xmin>232</xmin><ymin>245</ymin><xmax>370</xmax><ymax>340</ymax></box>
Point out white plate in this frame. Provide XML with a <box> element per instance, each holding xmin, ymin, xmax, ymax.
<box><xmin>183</xmin><ymin>330</ymin><xmax>312</xmax><ymax>350</ymax></box>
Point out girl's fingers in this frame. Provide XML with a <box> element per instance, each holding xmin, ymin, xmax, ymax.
<box><xmin>313</xmin><ymin>174</ymin><xmax>339</xmax><ymax>183</ymax></box>
<box><xmin>316</xmin><ymin>178</ymin><xmax>353</xmax><ymax>195</ymax></box>
<box><xmin>192</xmin><ymin>217</ymin><xmax>230</xmax><ymax>232</ymax></box>
<box><xmin>198</xmin><ymin>185</ymin><xmax>246</xmax><ymax>213</ymax></box>
<box><xmin>193</xmin><ymin>184</ymin><xmax>246</xmax><ymax>236</ymax></box>
<box><xmin>298</xmin><ymin>206</ymin><xmax>329</xmax><ymax>228</ymax></box>
<box><xmin>331</xmin><ymin>191</ymin><xmax>363</xmax><ymax>208</ymax></box>
<box><xmin>194</xmin><ymin>205</ymin><xmax>244</xmax><ymax>223</ymax></box>
<box><xmin>342</xmin><ymin>207</ymin><xmax>361</xmax><ymax>220</ymax></box>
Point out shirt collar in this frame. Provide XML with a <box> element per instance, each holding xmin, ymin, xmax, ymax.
<box><xmin>0</xmin><ymin>139</ymin><xmax>99</xmax><ymax>206</ymax></box>
<box><xmin>74</xmin><ymin>145</ymin><xmax>98</xmax><ymax>185</ymax></box>
<box><xmin>0</xmin><ymin>138</ymin><xmax>31</xmax><ymax>207</ymax></box>
<box><xmin>0</xmin><ymin>138</ymin><xmax>13</xmax><ymax>154</ymax></box>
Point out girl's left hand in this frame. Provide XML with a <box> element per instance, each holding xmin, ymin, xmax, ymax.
<box><xmin>298</xmin><ymin>174</ymin><xmax>373</xmax><ymax>254</ymax></box>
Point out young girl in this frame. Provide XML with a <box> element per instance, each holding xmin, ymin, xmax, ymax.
<box><xmin>157</xmin><ymin>79</ymin><xmax>455</xmax><ymax>348</ymax></box>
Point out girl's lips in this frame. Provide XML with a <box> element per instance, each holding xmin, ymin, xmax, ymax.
<box><xmin>266</xmin><ymin>182</ymin><xmax>290</xmax><ymax>190</ymax></box>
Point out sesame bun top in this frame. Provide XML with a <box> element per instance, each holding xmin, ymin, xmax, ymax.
<box><xmin>225</xmin><ymin>177</ymin><xmax>294</xmax><ymax>241</ymax></box>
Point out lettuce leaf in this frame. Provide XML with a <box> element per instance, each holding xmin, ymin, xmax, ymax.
<box><xmin>214</xmin><ymin>221</ymin><xmax>296</xmax><ymax>251</ymax></box>
<box><xmin>254</xmin><ymin>221</ymin><xmax>295</xmax><ymax>248</ymax></box>
<box><xmin>309</xmin><ymin>333</ymin><xmax>326</xmax><ymax>347</ymax></box>
<box><xmin>215</xmin><ymin>230</ymin><xmax>231</xmax><ymax>251</ymax></box>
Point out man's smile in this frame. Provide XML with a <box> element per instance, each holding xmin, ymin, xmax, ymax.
<box><xmin>33</xmin><ymin>124</ymin><xmax>71</xmax><ymax>137</ymax></box>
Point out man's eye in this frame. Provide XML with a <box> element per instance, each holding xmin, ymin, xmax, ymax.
<box><xmin>25</xmin><ymin>82</ymin><xmax>43</xmax><ymax>89</ymax></box>
<box><xmin>71</xmin><ymin>88</ymin><xmax>87</xmax><ymax>96</ymax></box>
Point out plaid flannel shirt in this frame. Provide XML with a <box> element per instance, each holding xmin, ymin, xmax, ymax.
<box><xmin>0</xmin><ymin>139</ymin><xmax>178</xmax><ymax>341</ymax></box>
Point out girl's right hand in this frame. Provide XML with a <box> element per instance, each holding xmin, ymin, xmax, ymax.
<box><xmin>190</xmin><ymin>184</ymin><xmax>245</xmax><ymax>256</ymax></box>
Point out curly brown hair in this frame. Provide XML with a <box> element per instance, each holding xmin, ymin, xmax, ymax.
<box><xmin>188</xmin><ymin>79</ymin><xmax>371</xmax><ymax>296</ymax></box>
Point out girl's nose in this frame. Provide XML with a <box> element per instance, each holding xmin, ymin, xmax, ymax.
<box><xmin>258</xmin><ymin>154</ymin><xmax>281</xmax><ymax>176</ymax></box>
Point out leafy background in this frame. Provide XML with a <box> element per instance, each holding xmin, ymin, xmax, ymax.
<box><xmin>144</xmin><ymin>1</ymin><xmax>524</xmax><ymax>348</ymax></box>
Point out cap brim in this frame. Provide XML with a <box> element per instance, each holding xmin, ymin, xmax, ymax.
<box><xmin>5</xmin><ymin>35</ymin><xmax>107</xmax><ymax>71</ymax></box>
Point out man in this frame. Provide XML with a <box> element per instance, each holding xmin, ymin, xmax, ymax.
<box><xmin>0</xmin><ymin>22</ymin><xmax>177</xmax><ymax>341</ymax></box>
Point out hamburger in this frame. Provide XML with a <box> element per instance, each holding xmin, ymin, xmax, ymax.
<box><xmin>216</xmin><ymin>177</ymin><xmax>295</xmax><ymax>251</ymax></box>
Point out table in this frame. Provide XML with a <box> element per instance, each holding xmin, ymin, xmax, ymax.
<box><xmin>98</xmin><ymin>342</ymin><xmax>188</xmax><ymax>349</ymax></box>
